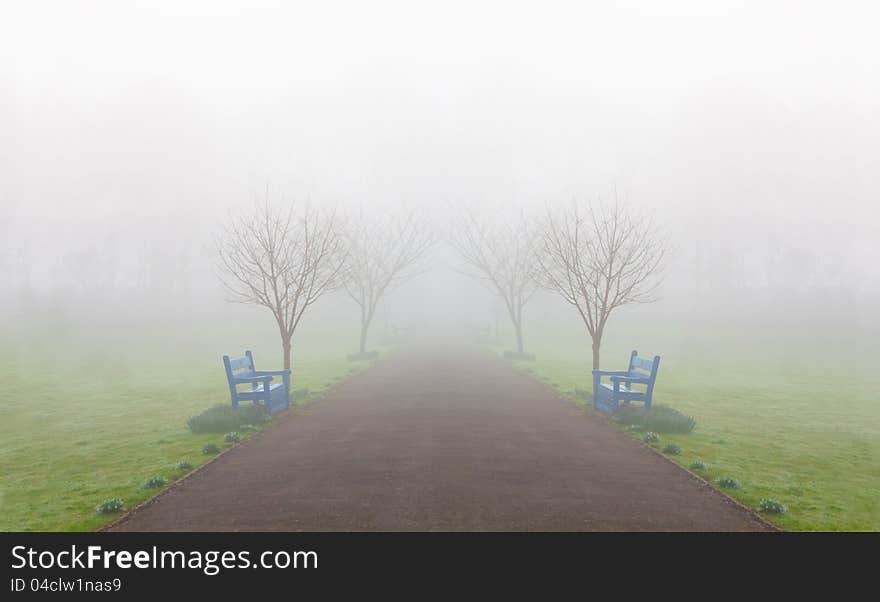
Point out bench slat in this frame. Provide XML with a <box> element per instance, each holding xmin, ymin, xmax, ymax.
<box><xmin>593</xmin><ymin>350</ymin><xmax>661</xmax><ymax>415</ymax></box>
<box><xmin>631</xmin><ymin>356</ymin><xmax>654</xmax><ymax>371</ymax></box>
<box><xmin>223</xmin><ymin>351</ymin><xmax>289</xmax><ymax>414</ymax></box>
<box><xmin>228</xmin><ymin>356</ymin><xmax>251</xmax><ymax>371</ymax></box>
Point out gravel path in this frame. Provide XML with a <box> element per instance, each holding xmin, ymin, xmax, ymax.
<box><xmin>109</xmin><ymin>346</ymin><xmax>770</xmax><ymax>531</ymax></box>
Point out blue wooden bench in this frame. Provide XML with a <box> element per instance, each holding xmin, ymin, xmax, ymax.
<box><xmin>222</xmin><ymin>351</ymin><xmax>290</xmax><ymax>414</ymax></box>
<box><xmin>592</xmin><ymin>350</ymin><xmax>660</xmax><ymax>415</ymax></box>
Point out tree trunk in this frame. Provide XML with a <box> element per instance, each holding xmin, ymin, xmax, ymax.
<box><xmin>282</xmin><ymin>339</ymin><xmax>292</xmax><ymax>371</ymax></box>
<box><xmin>591</xmin><ymin>337</ymin><xmax>601</xmax><ymax>370</ymax></box>
<box><xmin>515</xmin><ymin>321</ymin><xmax>524</xmax><ymax>354</ymax></box>
<box><xmin>359</xmin><ymin>321</ymin><xmax>369</xmax><ymax>354</ymax></box>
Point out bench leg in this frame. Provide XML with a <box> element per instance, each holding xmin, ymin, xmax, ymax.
<box><xmin>593</xmin><ymin>380</ymin><xmax>619</xmax><ymax>415</ymax></box>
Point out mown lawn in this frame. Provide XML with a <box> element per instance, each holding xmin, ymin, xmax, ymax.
<box><xmin>0</xmin><ymin>321</ymin><xmax>379</xmax><ymax>531</ymax></box>
<box><xmin>497</xmin><ymin>320</ymin><xmax>880</xmax><ymax>531</ymax></box>
<box><xmin>4</xmin><ymin>312</ymin><xmax>877</xmax><ymax>532</ymax></box>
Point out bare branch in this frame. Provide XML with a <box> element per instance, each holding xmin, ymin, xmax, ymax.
<box><xmin>535</xmin><ymin>199</ymin><xmax>666</xmax><ymax>368</ymax></box>
<box><xmin>216</xmin><ymin>198</ymin><xmax>347</xmax><ymax>369</ymax></box>
<box><xmin>343</xmin><ymin>209</ymin><xmax>436</xmax><ymax>352</ymax></box>
<box><xmin>449</xmin><ymin>207</ymin><xmax>540</xmax><ymax>353</ymax></box>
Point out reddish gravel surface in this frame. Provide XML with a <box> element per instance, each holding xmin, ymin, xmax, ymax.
<box><xmin>109</xmin><ymin>346</ymin><xmax>771</xmax><ymax>531</ymax></box>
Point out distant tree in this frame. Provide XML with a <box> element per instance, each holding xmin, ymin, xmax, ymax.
<box><xmin>450</xmin><ymin>209</ymin><xmax>539</xmax><ymax>355</ymax></box>
<box><xmin>536</xmin><ymin>202</ymin><xmax>665</xmax><ymax>370</ymax></box>
<box><xmin>343</xmin><ymin>211</ymin><xmax>434</xmax><ymax>355</ymax></box>
<box><xmin>217</xmin><ymin>200</ymin><xmax>347</xmax><ymax>371</ymax></box>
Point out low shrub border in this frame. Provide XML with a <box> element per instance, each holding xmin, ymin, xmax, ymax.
<box><xmin>142</xmin><ymin>476</ymin><xmax>167</xmax><ymax>489</ymax></box>
<box><xmin>187</xmin><ymin>404</ymin><xmax>269</xmax><ymax>434</ymax></box>
<box><xmin>615</xmin><ymin>404</ymin><xmax>696</xmax><ymax>434</ymax></box>
<box><xmin>662</xmin><ymin>443</ymin><xmax>682</xmax><ymax>455</ymax></box>
<box><xmin>759</xmin><ymin>498</ymin><xmax>787</xmax><ymax>514</ymax></box>
<box><xmin>716</xmin><ymin>476</ymin><xmax>742</xmax><ymax>489</ymax></box>
<box><xmin>95</xmin><ymin>498</ymin><xmax>124</xmax><ymax>515</ymax></box>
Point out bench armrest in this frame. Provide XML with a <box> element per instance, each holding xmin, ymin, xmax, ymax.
<box><xmin>610</xmin><ymin>375</ymin><xmax>649</xmax><ymax>384</ymax></box>
<box><xmin>232</xmin><ymin>375</ymin><xmax>273</xmax><ymax>384</ymax></box>
<box><xmin>253</xmin><ymin>370</ymin><xmax>291</xmax><ymax>376</ymax></box>
<box><xmin>592</xmin><ymin>370</ymin><xmax>629</xmax><ymax>376</ymax></box>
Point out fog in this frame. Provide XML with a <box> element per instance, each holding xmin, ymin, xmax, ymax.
<box><xmin>2</xmin><ymin>0</ymin><xmax>879</xmax><ymax>343</ymax></box>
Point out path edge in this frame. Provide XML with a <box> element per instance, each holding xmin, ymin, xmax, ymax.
<box><xmin>493</xmin><ymin>349</ymin><xmax>782</xmax><ymax>532</ymax></box>
<box><xmin>98</xmin><ymin>352</ymin><xmax>392</xmax><ymax>532</ymax></box>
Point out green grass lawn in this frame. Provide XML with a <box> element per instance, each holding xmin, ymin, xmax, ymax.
<box><xmin>497</xmin><ymin>319</ymin><xmax>880</xmax><ymax>531</ymax></box>
<box><xmin>0</xmin><ymin>320</ymin><xmax>381</xmax><ymax>531</ymax></box>
<box><xmin>4</xmin><ymin>310</ymin><xmax>877</xmax><ymax>532</ymax></box>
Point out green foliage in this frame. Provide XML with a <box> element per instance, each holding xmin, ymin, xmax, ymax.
<box><xmin>689</xmin><ymin>460</ymin><xmax>708</xmax><ymax>471</ymax></box>
<box><xmin>642</xmin><ymin>431</ymin><xmax>660</xmax><ymax>444</ymax></box>
<box><xmin>224</xmin><ymin>432</ymin><xmax>241</xmax><ymax>443</ymax></box>
<box><xmin>202</xmin><ymin>444</ymin><xmax>221</xmax><ymax>455</ymax></box>
<box><xmin>95</xmin><ymin>498</ymin><xmax>124</xmax><ymax>514</ymax></box>
<box><xmin>175</xmin><ymin>460</ymin><xmax>193</xmax><ymax>471</ymax></box>
<box><xmin>759</xmin><ymin>498</ymin><xmax>787</xmax><ymax>514</ymax></box>
<box><xmin>187</xmin><ymin>404</ymin><xmax>269</xmax><ymax>434</ymax></box>
<box><xmin>716</xmin><ymin>476</ymin><xmax>742</xmax><ymax>489</ymax></box>
<box><xmin>662</xmin><ymin>443</ymin><xmax>682</xmax><ymax>455</ymax></box>
<box><xmin>142</xmin><ymin>476</ymin><xmax>167</xmax><ymax>489</ymax></box>
<box><xmin>615</xmin><ymin>404</ymin><xmax>696</xmax><ymax>434</ymax></box>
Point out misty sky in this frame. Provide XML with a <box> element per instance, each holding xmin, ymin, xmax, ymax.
<box><xmin>2</xmin><ymin>1</ymin><xmax>878</xmax><ymax>328</ymax></box>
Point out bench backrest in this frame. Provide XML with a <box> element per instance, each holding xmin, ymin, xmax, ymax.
<box><xmin>223</xmin><ymin>351</ymin><xmax>256</xmax><ymax>397</ymax></box>
<box><xmin>627</xmin><ymin>350</ymin><xmax>661</xmax><ymax>397</ymax></box>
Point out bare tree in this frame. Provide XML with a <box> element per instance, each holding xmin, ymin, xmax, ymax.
<box><xmin>217</xmin><ymin>200</ymin><xmax>347</xmax><ymax>371</ymax></box>
<box><xmin>450</xmin><ymin>210</ymin><xmax>540</xmax><ymax>355</ymax></box>
<box><xmin>536</xmin><ymin>202</ymin><xmax>665</xmax><ymax>370</ymax></box>
<box><xmin>343</xmin><ymin>211</ymin><xmax>434</xmax><ymax>355</ymax></box>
